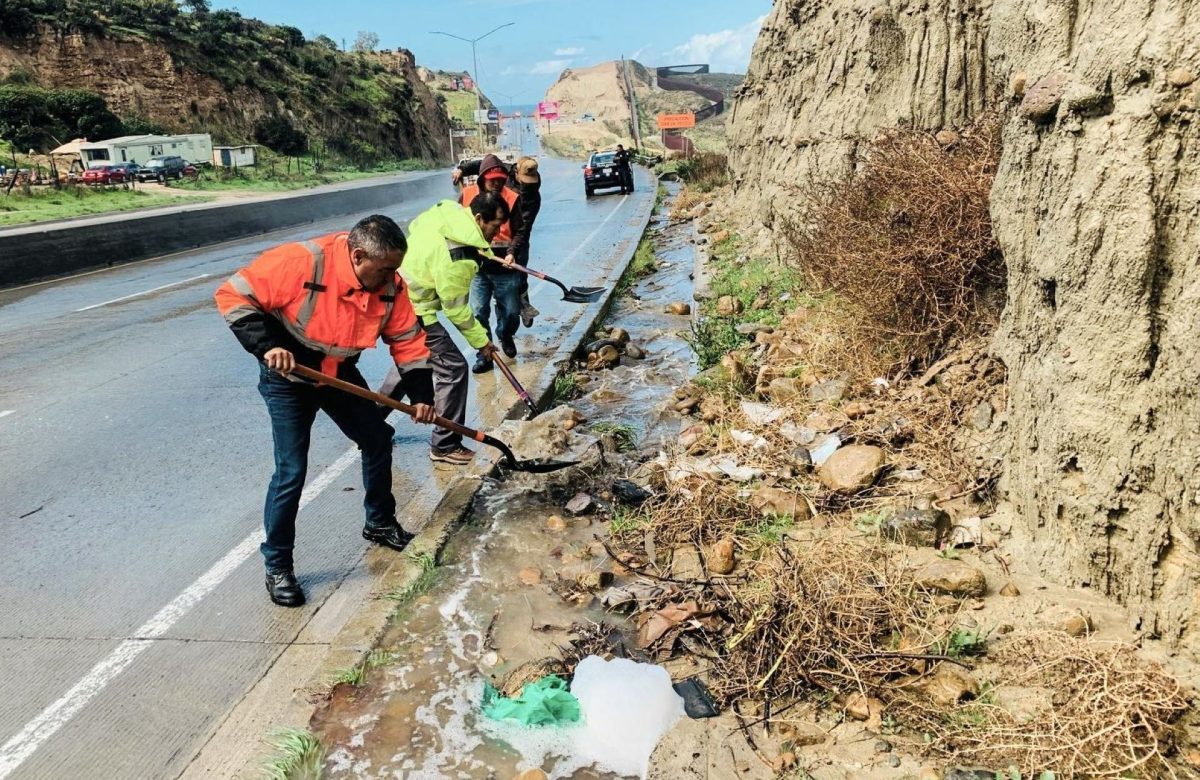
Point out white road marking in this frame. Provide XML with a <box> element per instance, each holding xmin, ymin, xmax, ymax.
<box><xmin>532</xmin><ymin>193</ymin><xmax>630</xmax><ymax>294</ymax></box>
<box><xmin>0</xmin><ymin>446</ymin><xmax>362</xmax><ymax>778</ymax></box>
<box><xmin>73</xmin><ymin>273</ymin><xmax>212</xmax><ymax>313</ymax></box>
<box><xmin>0</xmin><ymin>410</ymin><xmax>13</xmax><ymax>420</ymax></box>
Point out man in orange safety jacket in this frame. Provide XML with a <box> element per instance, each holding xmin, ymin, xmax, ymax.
<box><xmin>214</xmin><ymin>214</ymin><xmax>436</xmax><ymax>608</ymax></box>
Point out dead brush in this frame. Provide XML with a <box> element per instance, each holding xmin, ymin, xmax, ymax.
<box><xmin>910</xmin><ymin>633</ymin><xmax>1191</xmax><ymax>778</ymax></box>
<box><xmin>709</xmin><ymin>534</ymin><xmax>949</xmax><ymax>706</ymax></box>
<box><xmin>781</xmin><ymin>114</ymin><xmax>1005</xmax><ymax>378</ymax></box>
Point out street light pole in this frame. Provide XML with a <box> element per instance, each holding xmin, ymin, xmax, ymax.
<box><xmin>432</xmin><ymin>22</ymin><xmax>514</xmax><ymax>151</ymax></box>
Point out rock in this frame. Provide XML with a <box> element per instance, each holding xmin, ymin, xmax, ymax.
<box><xmin>845</xmin><ymin>692</ymin><xmax>883</xmax><ymax>723</ymax></box>
<box><xmin>711</xmin><ymin>229</ymin><xmax>731</xmax><ymax>244</ymax></box>
<box><xmin>818</xmin><ymin>445</ymin><xmax>886</xmax><ymax>493</ymax></box>
<box><xmin>887</xmin><ymin>755</ymin><xmax>902</xmax><ymax>768</ymax></box>
<box><xmin>612</xmin><ymin>479</ymin><xmax>652</xmax><ymax>506</ymax></box>
<box><xmin>882</xmin><ymin>508</ymin><xmax>951</xmax><ymax>547</ymax></box>
<box><xmin>562</xmin><ymin>418</ymin><xmax>578</xmax><ymax>431</ymax></box>
<box><xmin>781</xmin><ymin>423</ymin><xmax>818</xmax><ymax>445</ymax></box>
<box><xmin>675</xmin><ymin>397</ymin><xmax>700</xmax><ymax>414</ymax></box>
<box><xmin>1011</xmin><ymin>70</ymin><xmax>1028</xmax><ymax>97</ymax></box>
<box><xmin>513</xmin><ymin>770</ymin><xmax>549</xmax><ymax>780</ymax></box>
<box><xmin>944</xmin><ymin>770</ymin><xmax>1000</xmax><ymax>780</ymax></box>
<box><xmin>518</xmin><ymin>567</ymin><xmax>543</xmax><ymax>585</ymax></box>
<box><xmin>1042</xmin><ymin>605</ymin><xmax>1093</xmax><ymax>636</ymax></box>
<box><xmin>585</xmin><ymin>338</ymin><xmax>621</xmax><ymax>354</ymax></box>
<box><xmin>948</xmin><ymin>515</ymin><xmax>984</xmax><ymax>548</ymax></box>
<box><xmin>874</xmin><ymin>740</ymin><xmax>892</xmax><ymax>754</ymax></box>
<box><xmin>750</xmin><ymin>484</ymin><xmax>811</xmax><ymax>520</ymax></box>
<box><xmin>767</xmin><ymin>377</ymin><xmax>804</xmax><ymax>402</ymax></box>
<box><xmin>807</xmin><ymin>433</ymin><xmax>842</xmax><ymax>466</ymax></box>
<box><xmin>914</xmin><ymin>559</ymin><xmax>987</xmax><ymax>597</ymax></box>
<box><xmin>740</xmin><ymin>400</ymin><xmax>787</xmax><ymax>426</ymax></box>
<box><xmin>716</xmin><ymin>295</ymin><xmax>744</xmax><ymax>316</ymax></box>
<box><xmin>1168</xmin><ymin>67</ymin><xmax>1196</xmax><ymax>88</ymax></box>
<box><xmin>679</xmin><ymin>423</ymin><xmax>706</xmax><ymax>450</ymax></box>
<box><xmin>790</xmin><ymin>724</ymin><xmax>826</xmax><ymax>747</ymax></box>
<box><xmin>707</xmin><ymin>538</ymin><xmax>736</xmax><ymax>574</ymax></box>
<box><xmin>546</xmin><ymin>514</ymin><xmax>567</xmax><ymax>531</ymax></box>
<box><xmin>789</xmin><ymin>447</ymin><xmax>813</xmax><ymax>470</ymax></box>
<box><xmin>1020</xmin><ymin>70</ymin><xmax>1069</xmax><ymax>123</ymax></box>
<box><xmin>608</xmin><ymin>327</ymin><xmax>630</xmax><ymax>344</ymax></box>
<box><xmin>751</xmin><ymin>293</ymin><xmax>771</xmax><ymax>309</ymax></box>
<box><xmin>665</xmin><ymin>302</ymin><xmax>691</xmax><ymax>315</ymax></box>
<box><xmin>596</xmin><ymin>345</ymin><xmax>620</xmax><ymax>365</ymax></box>
<box><xmin>577</xmin><ymin>570</ymin><xmax>614</xmax><ymax>591</ymax></box>
<box><xmin>808</xmin><ymin>378</ymin><xmax>848</xmax><ymax>403</ymax></box>
<box><xmin>565</xmin><ymin>493</ymin><xmax>594</xmax><ymax>516</ymax></box>
<box><xmin>720</xmin><ymin>353</ymin><xmax>749</xmax><ymax>389</ymax></box>
<box><xmin>698</xmin><ymin>396</ymin><xmax>724</xmax><ymax>423</ymax></box>
<box><xmin>967</xmin><ymin>401</ymin><xmax>994</xmax><ymax>431</ymax></box>
<box><xmin>624</xmin><ymin>343</ymin><xmax>646</xmax><ymax>360</ymax></box>
<box><xmin>754</xmin><ymin>329</ymin><xmax>781</xmax><ymax>345</ymax></box>
<box><xmin>922</xmin><ymin>663</ymin><xmax>980</xmax><ymax>706</ymax></box>
<box><xmin>1000</xmin><ymin>581</ymin><xmax>1021</xmax><ymax>597</ymax></box>
<box><xmin>935</xmin><ymin>129</ymin><xmax>960</xmax><ymax>146</ymax></box>
<box><xmin>843</xmin><ymin>401</ymin><xmax>872</xmax><ymax>419</ymax></box>
<box><xmin>672</xmin><ymin>546</ymin><xmax>705</xmax><ymax>580</ymax></box>
<box><xmin>736</xmin><ymin>322</ymin><xmax>773</xmax><ymax>337</ymax></box>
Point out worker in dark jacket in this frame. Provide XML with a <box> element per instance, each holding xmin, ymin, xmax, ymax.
<box><xmin>511</xmin><ymin>156</ymin><xmax>543</xmax><ymax>327</ymax></box>
<box><xmin>214</xmin><ymin>215</ymin><xmax>436</xmax><ymax>608</ymax></box>
<box><xmin>613</xmin><ymin>144</ymin><xmax>634</xmax><ymax>193</ymax></box>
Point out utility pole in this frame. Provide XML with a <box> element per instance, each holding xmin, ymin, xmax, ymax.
<box><xmin>622</xmin><ymin>55</ymin><xmax>643</xmax><ymax>153</ymax></box>
<box><xmin>432</xmin><ymin>23</ymin><xmax>514</xmax><ymax>151</ymax></box>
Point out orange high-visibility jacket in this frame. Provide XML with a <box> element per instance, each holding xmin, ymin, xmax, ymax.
<box><xmin>214</xmin><ymin>232</ymin><xmax>429</xmax><ymax>377</ymax></box>
<box><xmin>460</xmin><ymin>182</ymin><xmax>519</xmax><ymax>248</ymax></box>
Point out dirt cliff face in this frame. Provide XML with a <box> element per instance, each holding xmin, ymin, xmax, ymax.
<box><xmin>0</xmin><ymin>29</ymin><xmax>450</xmax><ymax>161</ymax></box>
<box><xmin>729</xmin><ymin>0</ymin><xmax>1199</xmax><ymax>648</ymax></box>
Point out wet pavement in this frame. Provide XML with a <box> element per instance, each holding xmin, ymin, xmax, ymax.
<box><xmin>0</xmin><ymin>120</ymin><xmax>654</xmax><ymax>779</ymax></box>
<box><xmin>308</xmin><ymin>186</ymin><xmax>701</xmax><ymax>779</ymax></box>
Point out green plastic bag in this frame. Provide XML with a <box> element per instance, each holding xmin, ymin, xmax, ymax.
<box><xmin>481</xmin><ymin>675</ymin><xmax>582</xmax><ymax>726</ymax></box>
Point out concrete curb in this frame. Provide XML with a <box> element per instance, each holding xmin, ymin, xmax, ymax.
<box><xmin>294</xmin><ymin>171</ymin><xmax>660</xmax><ymax>729</ymax></box>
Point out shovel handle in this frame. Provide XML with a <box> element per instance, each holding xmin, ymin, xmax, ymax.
<box><xmin>492</xmin><ymin>354</ymin><xmax>538</xmax><ymax>414</ymax></box>
<box><xmin>288</xmin><ymin>364</ymin><xmax>489</xmax><ymax>445</ymax></box>
<box><xmin>485</xmin><ymin>257</ymin><xmax>550</xmax><ymax>283</ymax></box>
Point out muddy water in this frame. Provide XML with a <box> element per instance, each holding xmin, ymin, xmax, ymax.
<box><xmin>311</xmin><ymin>185</ymin><xmax>697</xmax><ymax>779</ymax></box>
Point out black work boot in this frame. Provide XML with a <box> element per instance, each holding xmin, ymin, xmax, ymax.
<box><xmin>363</xmin><ymin>522</ymin><xmax>416</xmax><ymax>553</ymax></box>
<box><xmin>500</xmin><ymin>335</ymin><xmax>517</xmax><ymax>358</ymax></box>
<box><xmin>265</xmin><ymin>570</ymin><xmax>305</xmax><ymax>607</ymax></box>
<box><xmin>471</xmin><ymin>353</ymin><xmax>494</xmax><ymax>374</ymax></box>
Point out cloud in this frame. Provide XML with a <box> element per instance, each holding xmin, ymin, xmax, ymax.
<box><xmin>530</xmin><ymin>59</ymin><xmax>571</xmax><ymax>75</ymax></box>
<box><xmin>664</xmin><ymin>14</ymin><xmax>767</xmax><ymax>73</ymax></box>
<box><xmin>554</xmin><ymin>46</ymin><xmax>584</xmax><ymax>56</ymax></box>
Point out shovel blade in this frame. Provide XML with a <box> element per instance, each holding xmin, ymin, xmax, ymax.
<box><xmin>563</xmin><ymin>286</ymin><xmax>605</xmax><ymax>303</ymax></box>
<box><xmin>504</xmin><ymin>458</ymin><xmax>580</xmax><ymax>474</ymax></box>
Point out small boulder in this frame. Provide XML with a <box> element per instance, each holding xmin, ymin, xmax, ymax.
<box><xmin>818</xmin><ymin>445</ymin><xmax>885</xmax><ymax>493</ymax></box>
<box><xmin>935</xmin><ymin>129</ymin><xmax>960</xmax><ymax>146</ymax></box>
<box><xmin>736</xmin><ymin>322</ymin><xmax>773</xmax><ymax>337</ymax></box>
<box><xmin>546</xmin><ymin>514</ymin><xmax>567</xmax><ymax>531</ymax></box>
<box><xmin>789</xmin><ymin>723</ymin><xmax>826</xmax><ymax>747</ymax></box>
<box><xmin>750</xmin><ymin>484</ymin><xmax>811</xmax><ymax>521</ymax></box>
<box><xmin>1000</xmin><ymin>581</ymin><xmax>1021</xmax><ymax>597</ymax></box>
<box><xmin>565</xmin><ymin>493</ymin><xmax>595</xmax><ymax>516</ymax></box>
<box><xmin>1042</xmin><ymin>605</ymin><xmax>1093</xmax><ymax>637</ymax></box>
<box><xmin>719</xmin><ymin>353</ymin><xmax>749</xmax><ymax>389</ymax></box>
<box><xmin>596</xmin><ymin>345</ymin><xmax>620</xmax><ymax>365</ymax></box>
<box><xmin>967</xmin><ymin>401</ymin><xmax>994</xmax><ymax>431</ymax></box>
<box><xmin>679</xmin><ymin>423</ymin><xmax>706</xmax><ymax>450</ymax></box>
<box><xmin>672</xmin><ymin>546</ymin><xmax>705</xmax><ymax>580</ymax></box>
<box><xmin>843</xmin><ymin>401</ymin><xmax>872</xmax><ymax>419</ymax></box>
<box><xmin>882</xmin><ymin>508</ymin><xmax>951</xmax><ymax>547</ymax></box>
<box><xmin>767</xmin><ymin>377</ymin><xmax>804</xmax><ymax>402</ymax></box>
<box><xmin>1168</xmin><ymin>67</ymin><xmax>1196</xmax><ymax>88</ymax></box>
<box><xmin>1020</xmin><ymin>70</ymin><xmax>1069</xmax><ymax>123</ymax></box>
<box><xmin>1011</xmin><ymin>70</ymin><xmax>1028</xmax><ymax>97</ymax></box>
<box><xmin>624</xmin><ymin>343</ymin><xmax>646</xmax><ymax>360</ymax></box>
<box><xmin>710</xmin><ymin>229</ymin><xmax>731</xmax><ymax>244</ymax></box>
<box><xmin>808</xmin><ymin>378</ymin><xmax>848</xmax><ymax>403</ymax></box>
<box><xmin>922</xmin><ymin>662</ymin><xmax>980</xmax><ymax>706</ymax></box>
<box><xmin>707</xmin><ymin>538</ymin><xmax>736</xmax><ymax>574</ymax></box>
<box><xmin>518</xmin><ymin>567</ymin><xmax>543</xmax><ymax>586</ymax></box>
<box><xmin>577</xmin><ymin>570</ymin><xmax>614</xmax><ymax>591</ymax></box>
<box><xmin>845</xmin><ymin>692</ymin><xmax>883</xmax><ymax>724</ymax></box>
<box><xmin>665</xmin><ymin>302</ymin><xmax>692</xmax><ymax>315</ymax></box>
<box><xmin>914</xmin><ymin>559</ymin><xmax>987</xmax><ymax>597</ymax></box>
<box><xmin>716</xmin><ymin>295</ymin><xmax>744</xmax><ymax>316</ymax></box>
<box><xmin>608</xmin><ymin>327</ymin><xmax>630</xmax><ymax>344</ymax></box>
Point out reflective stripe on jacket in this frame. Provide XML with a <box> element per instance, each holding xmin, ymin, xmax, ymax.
<box><xmin>213</xmin><ymin>232</ymin><xmax>428</xmax><ymax>376</ymax></box>
<box><xmin>402</xmin><ymin>200</ymin><xmax>492</xmax><ymax>350</ymax></box>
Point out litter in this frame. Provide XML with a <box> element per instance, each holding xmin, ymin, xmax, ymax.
<box><xmin>482</xmin><ymin>675</ymin><xmax>581</xmax><ymax>727</ymax></box>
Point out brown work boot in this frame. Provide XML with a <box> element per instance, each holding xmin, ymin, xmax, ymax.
<box><xmin>429</xmin><ymin>446</ymin><xmax>475</xmax><ymax>465</ymax></box>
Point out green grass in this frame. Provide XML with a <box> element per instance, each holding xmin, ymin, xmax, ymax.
<box><xmin>591</xmin><ymin>422</ymin><xmax>638</xmax><ymax>452</ymax></box>
<box><xmin>684</xmin><ymin>317</ymin><xmax>744</xmax><ymax>371</ymax></box>
<box><xmin>937</xmin><ymin>626</ymin><xmax>992</xmax><ymax>659</ymax></box>
<box><xmin>609</xmin><ymin>507</ymin><xmax>650</xmax><ymax>537</ymax></box>
<box><xmin>262</xmin><ymin>728</ymin><xmax>325</xmax><ymax>780</ymax></box>
<box><xmin>653</xmin><ymin>183</ymin><xmax>667</xmax><ymax>215</ymax></box>
<box><xmin>438</xmin><ymin>88</ymin><xmax>488</xmax><ymax>126</ymax></box>
<box><xmin>0</xmin><ymin>187</ymin><xmax>201</xmax><ymax>227</ymax></box>
<box><xmin>174</xmin><ymin>156</ymin><xmax>432</xmax><ymax>194</ymax></box>
<box><xmin>383</xmin><ymin>551</ymin><xmax>437</xmax><ymax>605</ymax></box>
<box><xmin>552</xmin><ymin>372</ymin><xmax>579</xmax><ymax>405</ymax></box>
<box><xmin>330</xmin><ymin>648</ymin><xmax>402</xmax><ymax>688</ymax></box>
<box><xmin>706</xmin><ymin>233</ymin><xmax>807</xmax><ymax>327</ymax></box>
<box><xmin>616</xmin><ymin>237</ymin><xmax>659</xmax><ymax>295</ymax></box>
<box><xmin>738</xmin><ymin>513</ymin><xmax>794</xmax><ymax>545</ymax></box>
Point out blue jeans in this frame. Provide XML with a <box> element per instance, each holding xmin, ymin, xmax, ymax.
<box><xmin>470</xmin><ymin>270</ymin><xmax>522</xmax><ymax>343</ymax></box>
<box><xmin>257</xmin><ymin>363</ymin><xmax>396</xmax><ymax>573</ymax></box>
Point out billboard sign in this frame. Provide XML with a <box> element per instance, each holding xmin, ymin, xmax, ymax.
<box><xmin>487</xmin><ymin>108</ymin><xmax>501</xmax><ymax>122</ymax></box>
<box><xmin>656</xmin><ymin>112</ymin><xmax>696</xmax><ymax>130</ymax></box>
<box><xmin>537</xmin><ymin>100</ymin><xmax>560</xmax><ymax>120</ymax></box>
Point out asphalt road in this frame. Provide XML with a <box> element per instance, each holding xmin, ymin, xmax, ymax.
<box><xmin>0</xmin><ymin>119</ymin><xmax>653</xmax><ymax>779</ymax></box>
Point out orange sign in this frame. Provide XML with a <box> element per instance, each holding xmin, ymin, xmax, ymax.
<box><xmin>656</xmin><ymin>112</ymin><xmax>696</xmax><ymax>130</ymax></box>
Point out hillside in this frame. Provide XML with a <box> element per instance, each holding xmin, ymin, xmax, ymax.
<box><xmin>416</xmin><ymin>68</ymin><xmax>496</xmax><ymax>127</ymax></box>
<box><xmin>0</xmin><ymin>1</ymin><xmax>450</xmax><ymax>163</ymax></box>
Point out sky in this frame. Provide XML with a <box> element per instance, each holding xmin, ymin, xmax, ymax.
<box><xmin>211</xmin><ymin>0</ymin><xmax>770</xmax><ymax>106</ymax></box>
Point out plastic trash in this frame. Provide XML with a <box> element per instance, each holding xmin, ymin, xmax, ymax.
<box><xmin>482</xmin><ymin>675</ymin><xmax>581</xmax><ymax>727</ymax></box>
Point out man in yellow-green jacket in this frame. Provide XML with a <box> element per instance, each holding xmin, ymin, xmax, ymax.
<box><xmin>378</xmin><ymin>191</ymin><xmax>512</xmax><ymax>464</ymax></box>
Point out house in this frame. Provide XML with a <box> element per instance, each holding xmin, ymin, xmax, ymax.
<box><xmin>78</xmin><ymin>134</ymin><xmax>214</xmax><ymax>167</ymax></box>
<box><xmin>212</xmin><ymin>145</ymin><xmax>258</xmax><ymax>168</ymax></box>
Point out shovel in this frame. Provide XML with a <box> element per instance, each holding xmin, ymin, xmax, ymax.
<box><xmin>490</xmin><ymin>259</ymin><xmax>605</xmax><ymax>303</ymax></box>
<box><xmin>492</xmin><ymin>353</ymin><xmax>539</xmax><ymax>418</ymax></box>
<box><xmin>288</xmin><ymin>365</ymin><xmax>577</xmax><ymax>474</ymax></box>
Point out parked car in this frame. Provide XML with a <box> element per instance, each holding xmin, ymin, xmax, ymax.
<box><xmin>109</xmin><ymin>162</ymin><xmax>141</xmax><ymax>179</ymax></box>
<box><xmin>81</xmin><ymin>164</ymin><xmax>128</xmax><ymax>185</ymax></box>
<box><xmin>583</xmin><ymin>151</ymin><xmax>623</xmax><ymax>197</ymax></box>
<box><xmin>136</xmin><ymin>156</ymin><xmax>188</xmax><ymax>182</ymax></box>
<box><xmin>181</xmin><ymin>163</ymin><xmax>199</xmax><ymax>178</ymax></box>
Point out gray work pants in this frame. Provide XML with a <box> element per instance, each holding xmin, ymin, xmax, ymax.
<box><xmin>379</xmin><ymin>321</ymin><xmax>467</xmax><ymax>453</ymax></box>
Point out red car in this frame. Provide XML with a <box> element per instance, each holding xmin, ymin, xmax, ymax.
<box><xmin>81</xmin><ymin>165</ymin><xmax>128</xmax><ymax>185</ymax></box>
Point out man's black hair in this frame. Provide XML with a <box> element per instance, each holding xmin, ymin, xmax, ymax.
<box><xmin>469</xmin><ymin>190</ymin><xmax>511</xmax><ymax>223</ymax></box>
<box><xmin>348</xmin><ymin>214</ymin><xmax>407</xmax><ymax>257</ymax></box>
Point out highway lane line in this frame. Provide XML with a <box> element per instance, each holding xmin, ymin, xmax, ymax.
<box><xmin>0</xmin><ymin>410</ymin><xmax>13</xmax><ymax>420</ymax></box>
<box><xmin>73</xmin><ymin>273</ymin><xmax>213</xmax><ymax>313</ymax></box>
<box><xmin>0</xmin><ymin>446</ymin><xmax>362</xmax><ymax>778</ymax></box>
<box><xmin>531</xmin><ymin>193</ymin><xmax>630</xmax><ymax>294</ymax></box>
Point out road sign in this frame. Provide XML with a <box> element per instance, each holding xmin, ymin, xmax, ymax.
<box><xmin>656</xmin><ymin>112</ymin><xmax>696</xmax><ymax>130</ymax></box>
<box><xmin>487</xmin><ymin>108</ymin><xmax>501</xmax><ymax>122</ymax></box>
<box><xmin>537</xmin><ymin>100</ymin><xmax>560</xmax><ymax>120</ymax></box>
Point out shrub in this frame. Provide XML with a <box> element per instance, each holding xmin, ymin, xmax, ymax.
<box><xmin>783</xmin><ymin>115</ymin><xmax>1004</xmax><ymax>374</ymax></box>
<box><xmin>676</xmin><ymin>152</ymin><xmax>728</xmax><ymax>192</ymax></box>
<box><xmin>253</xmin><ymin>115</ymin><xmax>308</xmax><ymax>156</ymax></box>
